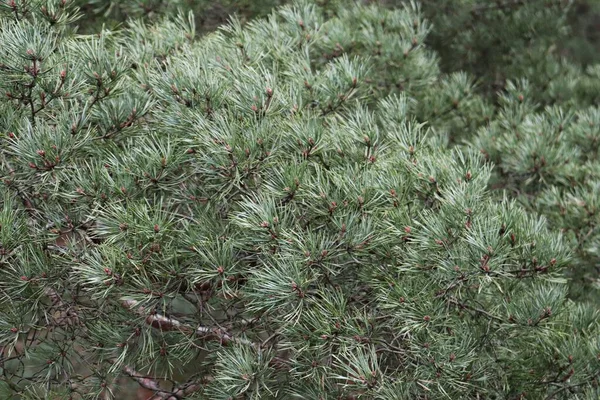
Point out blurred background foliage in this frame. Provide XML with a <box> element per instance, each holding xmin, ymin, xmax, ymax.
<box><xmin>74</xmin><ymin>0</ymin><xmax>600</xmax><ymax>69</ymax></box>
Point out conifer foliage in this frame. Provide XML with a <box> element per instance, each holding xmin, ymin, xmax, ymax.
<box><xmin>0</xmin><ymin>1</ymin><xmax>599</xmax><ymax>399</ymax></box>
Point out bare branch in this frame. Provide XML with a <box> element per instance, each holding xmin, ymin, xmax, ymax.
<box><xmin>121</xmin><ymin>299</ymin><xmax>257</xmax><ymax>347</ymax></box>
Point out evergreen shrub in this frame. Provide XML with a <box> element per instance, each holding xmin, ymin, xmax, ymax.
<box><xmin>0</xmin><ymin>1</ymin><xmax>599</xmax><ymax>399</ymax></box>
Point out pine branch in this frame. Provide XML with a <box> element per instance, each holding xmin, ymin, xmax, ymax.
<box><xmin>122</xmin><ymin>364</ymin><xmax>171</xmax><ymax>399</ymax></box>
<box><xmin>121</xmin><ymin>299</ymin><xmax>258</xmax><ymax>347</ymax></box>
<box><xmin>447</xmin><ymin>296</ymin><xmax>506</xmax><ymax>323</ymax></box>
<box><xmin>544</xmin><ymin>372</ymin><xmax>600</xmax><ymax>399</ymax></box>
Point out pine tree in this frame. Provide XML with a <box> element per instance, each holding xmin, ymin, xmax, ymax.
<box><xmin>472</xmin><ymin>78</ymin><xmax>600</xmax><ymax>303</ymax></box>
<box><xmin>0</xmin><ymin>1</ymin><xmax>599</xmax><ymax>399</ymax></box>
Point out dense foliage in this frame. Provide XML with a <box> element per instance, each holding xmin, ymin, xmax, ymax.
<box><xmin>0</xmin><ymin>0</ymin><xmax>599</xmax><ymax>399</ymax></box>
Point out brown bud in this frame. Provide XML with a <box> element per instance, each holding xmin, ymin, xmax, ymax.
<box><xmin>154</xmin><ymin>224</ymin><xmax>160</xmax><ymax>233</ymax></box>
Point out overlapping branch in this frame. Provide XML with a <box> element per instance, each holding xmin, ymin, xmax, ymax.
<box><xmin>121</xmin><ymin>299</ymin><xmax>257</xmax><ymax>347</ymax></box>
